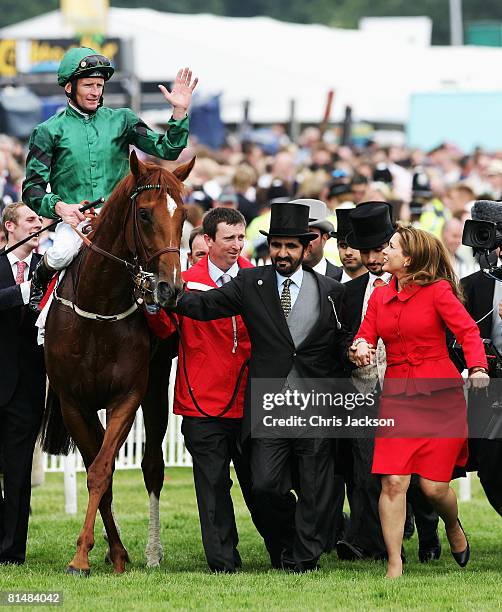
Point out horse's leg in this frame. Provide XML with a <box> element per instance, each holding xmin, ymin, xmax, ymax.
<box><xmin>141</xmin><ymin>340</ymin><xmax>172</xmax><ymax>567</ymax></box>
<box><xmin>67</xmin><ymin>402</ymin><xmax>138</xmax><ymax>575</ymax></box>
<box><xmin>90</xmin><ymin>418</ymin><xmax>129</xmax><ymax>571</ymax></box>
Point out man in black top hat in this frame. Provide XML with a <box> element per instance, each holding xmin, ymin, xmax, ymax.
<box><xmin>175</xmin><ymin>201</ymin><xmax>351</xmax><ymax>572</ymax></box>
<box><xmin>337</xmin><ymin>202</ymin><xmax>441</xmax><ymax>563</ymax></box>
<box><xmin>460</xmin><ymin>200</ymin><xmax>502</xmax><ymax>518</ymax></box>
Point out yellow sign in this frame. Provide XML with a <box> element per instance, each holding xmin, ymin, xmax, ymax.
<box><xmin>30</xmin><ymin>39</ymin><xmax>119</xmax><ymax>69</ymax></box>
<box><xmin>60</xmin><ymin>0</ymin><xmax>109</xmax><ymax>35</ymax></box>
<box><xmin>0</xmin><ymin>39</ymin><xmax>16</xmax><ymax>77</ymax></box>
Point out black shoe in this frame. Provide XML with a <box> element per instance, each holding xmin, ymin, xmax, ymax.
<box><xmin>29</xmin><ymin>257</ymin><xmax>56</xmax><ymax>313</ymax></box>
<box><xmin>0</xmin><ymin>558</ymin><xmax>24</xmax><ymax>566</ymax></box>
<box><xmin>292</xmin><ymin>562</ymin><xmax>320</xmax><ymax>573</ymax></box>
<box><xmin>449</xmin><ymin>519</ymin><xmax>470</xmax><ymax>568</ymax></box>
<box><xmin>209</xmin><ymin>562</ymin><xmax>236</xmax><ymax>574</ymax></box>
<box><xmin>418</xmin><ymin>532</ymin><xmax>442</xmax><ymax>563</ymax></box>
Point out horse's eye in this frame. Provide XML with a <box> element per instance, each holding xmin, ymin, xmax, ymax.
<box><xmin>138</xmin><ymin>208</ymin><xmax>151</xmax><ymax>222</ymax></box>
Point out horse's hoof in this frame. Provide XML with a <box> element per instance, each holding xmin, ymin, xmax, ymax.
<box><xmin>146</xmin><ymin>560</ymin><xmax>161</xmax><ymax>569</ymax></box>
<box><xmin>66</xmin><ymin>565</ymin><xmax>90</xmax><ymax>577</ymax></box>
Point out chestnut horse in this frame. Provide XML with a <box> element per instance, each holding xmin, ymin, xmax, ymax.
<box><xmin>41</xmin><ymin>151</ymin><xmax>193</xmax><ymax>575</ymax></box>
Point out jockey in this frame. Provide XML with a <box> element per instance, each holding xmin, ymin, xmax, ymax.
<box><xmin>22</xmin><ymin>46</ymin><xmax>197</xmax><ymax>311</ymax></box>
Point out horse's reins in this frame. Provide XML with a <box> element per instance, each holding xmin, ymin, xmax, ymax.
<box><xmin>54</xmin><ymin>183</ymin><xmax>181</xmax><ymax>321</ymax></box>
<box><xmin>167</xmin><ymin>312</ymin><xmax>249</xmax><ymax>418</ymax></box>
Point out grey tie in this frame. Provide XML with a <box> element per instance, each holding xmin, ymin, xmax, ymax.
<box><xmin>280</xmin><ymin>278</ymin><xmax>292</xmax><ymax>317</ymax></box>
<box><xmin>219</xmin><ymin>273</ymin><xmax>232</xmax><ymax>286</ymax></box>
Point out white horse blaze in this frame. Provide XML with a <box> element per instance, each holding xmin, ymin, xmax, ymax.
<box><xmin>167</xmin><ymin>194</ymin><xmax>177</xmax><ymax>217</ymax></box>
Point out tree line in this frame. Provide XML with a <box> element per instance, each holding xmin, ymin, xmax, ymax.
<box><xmin>2</xmin><ymin>0</ymin><xmax>502</xmax><ymax>45</ymax></box>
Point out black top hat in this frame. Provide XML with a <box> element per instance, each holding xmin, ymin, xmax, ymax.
<box><xmin>260</xmin><ymin>202</ymin><xmax>318</xmax><ymax>240</ymax></box>
<box><xmin>333</xmin><ymin>208</ymin><xmax>353</xmax><ymax>241</ymax></box>
<box><xmin>346</xmin><ymin>201</ymin><xmax>396</xmax><ymax>250</ymax></box>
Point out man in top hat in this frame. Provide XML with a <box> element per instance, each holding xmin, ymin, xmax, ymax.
<box><xmin>337</xmin><ymin>202</ymin><xmax>441</xmax><ymax>563</ymax></box>
<box><xmin>460</xmin><ymin>200</ymin><xmax>502</xmax><ymax>518</ymax></box>
<box><xmin>175</xmin><ymin>201</ymin><xmax>351</xmax><ymax>572</ymax></box>
<box><xmin>291</xmin><ymin>199</ymin><xmax>342</xmax><ymax>279</ymax></box>
<box><xmin>334</xmin><ymin>208</ymin><xmax>365</xmax><ymax>282</ymax></box>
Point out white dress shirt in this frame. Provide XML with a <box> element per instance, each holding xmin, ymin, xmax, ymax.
<box><xmin>491</xmin><ymin>274</ymin><xmax>502</xmax><ymax>352</ymax></box>
<box><xmin>276</xmin><ymin>266</ymin><xmax>303</xmax><ymax>310</ymax></box>
<box><xmin>6</xmin><ymin>251</ymin><xmax>32</xmax><ymax>305</ymax></box>
<box><xmin>340</xmin><ymin>270</ymin><xmax>353</xmax><ymax>284</ymax></box>
<box><xmin>312</xmin><ymin>259</ymin><xmax>327</xmax><ymax>276</ymax></box>
<box><xmin>207</xmin><ymin>257</ymin><xmax>239</xmax><ymax>287</ymax></box>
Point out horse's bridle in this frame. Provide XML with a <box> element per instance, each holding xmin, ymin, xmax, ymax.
<box><xmin>130</xmin><ymin>184</ymin><xmax>182</xmax><ymax>263</ymax></box>
<box><xmin>75</xmin><ymin>182</ymin><xmax>182</xmax><ymax>303</ymax></box>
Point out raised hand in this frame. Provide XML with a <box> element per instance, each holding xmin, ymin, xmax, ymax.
<box><xmin>158</xmin><ymin>67</ymin><xmax>198</xmax><ymax>120</ymax></box>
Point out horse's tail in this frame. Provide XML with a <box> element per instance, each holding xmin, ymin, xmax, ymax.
<box><xmin>40</xmin><ymin>386</ymin><xmax>75</xmax><ymax>456</ymax></box>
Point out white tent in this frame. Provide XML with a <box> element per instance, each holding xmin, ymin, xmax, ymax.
<box><xmin>3</xmin><ymin>8</ymin><xmax>502</xmax><ymax>124</ymax></box>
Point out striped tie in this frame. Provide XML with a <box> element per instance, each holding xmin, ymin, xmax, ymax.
<box><xmin>15</xmin><ymin>260</ymin><xmax>27</xmax><ymax>285</ymax></box>
<box><xmin>280</xmin><ymin>278</ymin><xmax>292</xmax><ymax>317</ymax></box>
<box><xmin>219</xmin><ymin>273</ymin><xmax>232</xmax><ymax>286</ymax></box>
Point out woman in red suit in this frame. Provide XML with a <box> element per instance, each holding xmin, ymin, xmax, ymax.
<box><xmin>350</xmin><ymin>225</ymin><xmax>489</xmax><ymax>578</ymax></box>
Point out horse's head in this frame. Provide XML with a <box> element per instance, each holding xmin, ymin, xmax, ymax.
<box><xmin>127</xmin><ymin>150</ymin><xmax>195</xmax><ymax>308</ymax></box>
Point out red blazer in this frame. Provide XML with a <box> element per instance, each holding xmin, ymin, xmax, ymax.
<box><xmin>146</xmin><ymin>255</ymin><xmax>253</xmax><ymax>418</ymax></box>
<box><xmin>355</xmin><ymin>278</ymin><xmax>487</xmax><ymax>396</ymax></box>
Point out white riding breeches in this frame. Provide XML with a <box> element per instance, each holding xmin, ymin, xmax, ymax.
<box><xmin>44</xmin><ymin>221</ymin><xmax>84</xmax><ymax>270</ymax></box>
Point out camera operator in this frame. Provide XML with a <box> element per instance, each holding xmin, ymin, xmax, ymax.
<box><xmin>460</xmin><ymin>200</ymin><xmax>502</xmax><ymax>517</ymax></box>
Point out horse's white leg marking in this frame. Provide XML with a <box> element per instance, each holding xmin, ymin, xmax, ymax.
<box><xmin>145</xmin><ymin>492</ymin><xmax>163</xmax><ymax>567</ymax></box>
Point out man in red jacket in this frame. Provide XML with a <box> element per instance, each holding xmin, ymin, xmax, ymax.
<box><xmin>147</xmin><ymin>208</ymin><xmax>270</xmax><ymax>573</ymax></box>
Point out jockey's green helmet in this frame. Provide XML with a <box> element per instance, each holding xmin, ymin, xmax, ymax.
<box><xmin>57</xmin><ymin>47</ymin><xmax>115</xmax><ymax>86</ymax></box>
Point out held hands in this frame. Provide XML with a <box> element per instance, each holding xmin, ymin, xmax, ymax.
<box><xmin>348</xmin><ymin>340</ymin><xmax>376</xmax><ymax>367</ymax></box>
<box><xmin>55</xmin><ymin>201</ymin><xmax>85</xmax><ymax>227</ymax></box>
<box><xmin>467</xmin><ymin>370</ymin><xmax>490</xmax><ymax>390</ymax></box>
<box><xmin>159</xmin><ymin>67</ymin><xmax>199</xmax><ymax>120</ymax></box>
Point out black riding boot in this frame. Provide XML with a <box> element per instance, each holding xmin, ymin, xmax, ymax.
<box><xmin>29</xmin><ymin>256</ymin><xmax>56</xmax><ymax>312</ymax></box>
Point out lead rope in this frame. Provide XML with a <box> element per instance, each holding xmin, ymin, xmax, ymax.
<box><xmin>168</xmin><ymin>312</ymin><xmax>248</xmax><ymax>418</ymax></box>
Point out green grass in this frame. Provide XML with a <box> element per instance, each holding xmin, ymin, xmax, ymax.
<box><xmin>0</xmin><ymin>469</ymin><xmax>501</xmax><ymax>610</ymax></box>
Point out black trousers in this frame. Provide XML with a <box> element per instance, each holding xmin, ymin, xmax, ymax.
<box><xmin>182</xmin><ymin>416</ymin><xmax>270</xmax><ymax>572</ymax></box>
<box><xmin>346</xmin><ymin>435</ymin><xmax>439</xmax><ymax>555</ymax></box>
<box><xmin>468</xmin><ymin>386</ymin><xmax>502</xmax><ymax>516</ymax></box>
<box><xmin>251</xmin><ymin>437</ymin><xmax>334</xmax><ymax>569</ymax></box>
<box><xmin>0</xmin><ymin>381</ymin><xmax>43</xmax><ymax>564</ymax></box>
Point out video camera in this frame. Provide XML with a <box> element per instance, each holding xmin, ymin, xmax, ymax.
<box><xmin>462</xmin><ymin>200</ymin><xmax>502</xmax><ymax>279</ymax></box>
<box><xmin>462</xmin><ymin>218</ymin><xmax>502</xmax><ymax>253</ymax></box>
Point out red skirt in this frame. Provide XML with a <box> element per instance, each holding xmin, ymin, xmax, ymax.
<box><xmin>372</xmin><ymin>386</ymin><xmax>468</xmax><ymax>482</ymax></box>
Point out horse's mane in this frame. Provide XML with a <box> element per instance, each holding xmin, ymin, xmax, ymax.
<box><xmin>92</xmin><ymin>161</ymin><xmax>185</xmax><ymax>232</ymax></box>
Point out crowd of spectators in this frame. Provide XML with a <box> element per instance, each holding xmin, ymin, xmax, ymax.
<box><xmin>1</xmin><ymin>124</ymin><xmax>501</xmax><ymax>277</ymax></box>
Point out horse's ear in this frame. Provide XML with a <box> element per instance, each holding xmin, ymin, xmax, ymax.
<box><xmin>173</xmin><ymin>157</ymin><xmax>196</xmax><ymax>182</ymax></box>
<box><xmin>130</xmin><ymin>150</ymin><xmax>142</xmax><ymax>178</ymax></box>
